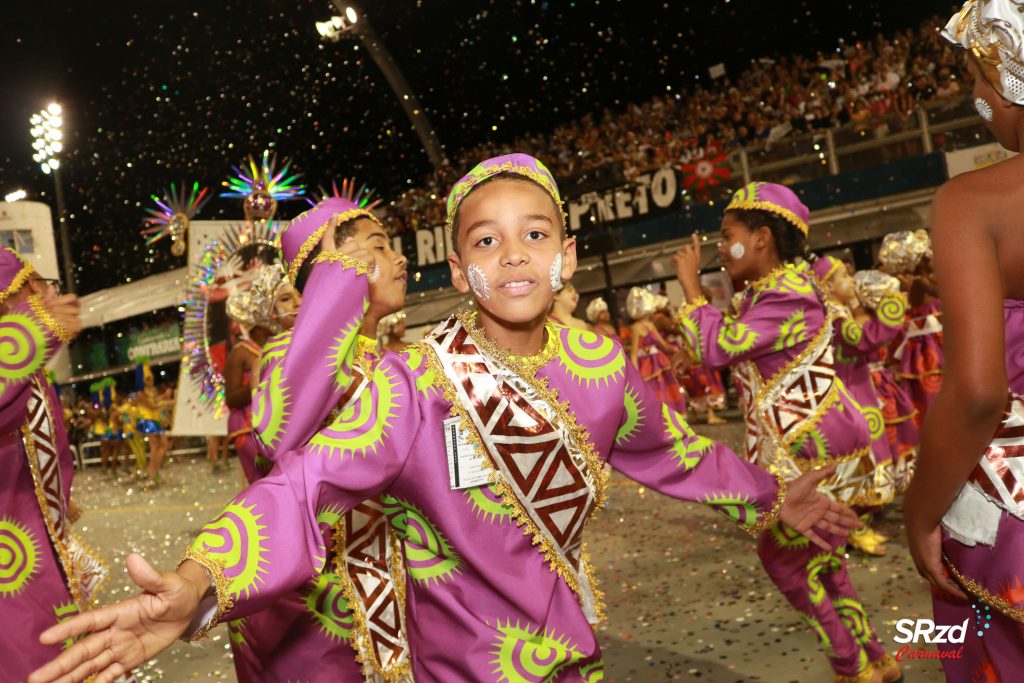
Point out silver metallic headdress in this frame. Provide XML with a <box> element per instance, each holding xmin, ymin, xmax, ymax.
<box><xmin>226</xmin><ymin>263</ymin><xmax>289</xmax><ymax>334</ymax></box>
<box><xmin>585</xmin><ymin>297</ymin><xmax>608</xmax><ymax>323</ymax></box>
<box><xmin>944</xmin><ymin>0</ymin><xmax>1024</xmax><ymax>104</ymax></box>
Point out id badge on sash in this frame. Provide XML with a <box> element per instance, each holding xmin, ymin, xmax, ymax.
<box><xmin>443</xmin><ymin>417</ymin><xmax>490</xmax><ymax>490</ymax></box>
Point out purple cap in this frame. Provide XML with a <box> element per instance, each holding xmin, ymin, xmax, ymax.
<box><xmin>281</xmin><ymin>197</ymin><xmax>381</xmax><ymax>285</ymax></box>
<box><xmin>445</xmin><ymin>153</ymin><xmax>566</xmax><ymax>236</ymax></box>
<box><xmin>726</xmin><ymin>182</ymin><xmax>810</xmax><ymax>236</ymax></box>
<box><xmin>811</xmin><ymin>255</ymin><xmax>844</xmax><ymax>282</ymax></box>
<box><xmin>0</xmin><ymin>247</ymin><xmax>33</xmax><ymax>304</ymax></box>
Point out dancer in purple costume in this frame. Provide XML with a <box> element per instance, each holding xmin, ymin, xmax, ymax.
<box><xmin>905</xmin><ymin>3</ymin><xmax>1024</xmax><ymax>680</ymax></box>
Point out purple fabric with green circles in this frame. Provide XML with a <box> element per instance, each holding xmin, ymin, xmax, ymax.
<box><xmin>0</xmin><ymin>301</ymin><xmax>81</xmax><ymax>679</ymax></box>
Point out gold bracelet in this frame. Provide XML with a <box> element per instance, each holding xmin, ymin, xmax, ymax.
<box><xmin>178</xmin><ymin>546</ymin><xmax>235</xmax><ymax>642</ymax></box>
<box><xmin>741</xmin><ymin>473</ymin><xmax>787</xmax><ymax>536</ymax></box>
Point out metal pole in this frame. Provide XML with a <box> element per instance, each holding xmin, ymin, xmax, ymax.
<box><xmin>917</xmin><ymin>106</ymin><xmax>934</xmax><ymax>154</ymax></box>
<box><xmin>334</xmin><ymin>2</ymin><xmax>445</xmax><ymax>169</ymax></box>
<box><xmin>738</xmin><ymin>148</ymin><xmax>751</xmax><ymax>185</ymax></box>
<box><xmin>51</xmin><ymin>167</ymin><xmax>76</xmax><ymax>294</ymax></box>
<box><xmin>825</xmin><ymin>129</ymin><xmax>840</xmax><ymax>175</ymax></box>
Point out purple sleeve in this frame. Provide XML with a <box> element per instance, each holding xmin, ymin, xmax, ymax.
<box><xmin>835</xmin><ymin>293</ymin><xmax>908</xmax><ymax>358</ymax></box>
<box><xmin>678</xmin><ymin>290</ymin><xmax>812</xmax><ymax>371</ymax></box>
<box><xmin>607</xmin><ymin>359</ymin><xmax>783</xmax><ymax>533</ymax></box>
<box><xmin>0</xmin><ymin>297</ymin><xmax>65</xmax><ymax>432</ymax></box>
<box><xmin>185</xmin><ymin>353</ymin><xmax>419</xmax><ymax>627</ymax></box>
<box><xmin>252</xmin><ymin>257</ymin><xmax>370</xmax><ymax>457</ymax></box>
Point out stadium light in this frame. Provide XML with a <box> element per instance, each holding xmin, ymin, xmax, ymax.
<box><xmin>4</xmin><ymin>190</ymin><xmax>27</xmax><ymax>203</ymax></box>
<box><xmin>29</xmin><ymin>102</ymin><xmax>76</xmax><ymax>293</ymax></box>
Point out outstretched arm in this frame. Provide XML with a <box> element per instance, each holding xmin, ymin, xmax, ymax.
<box><xmin>834</xmin><ymin>292</ymin><xmax>907</xmax><ymax>360</ymax></box>
<box><xmin>252</xmin><ymin>239</ymin><xmax>375</xmax><ymax>456</ymax></box>
<box><xmin>609</xmin><ymin>355</ymin><xmax>859</xmax><ymax>550</ymax></box>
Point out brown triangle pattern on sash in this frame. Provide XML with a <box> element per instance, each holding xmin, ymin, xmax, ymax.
<box><xmin>769</xmin><ymin>347</ymin><xmax>836</xmax><ymax>442</ymax></box>
<box><xmin>26</xmin><ymin>380</ymin><xmax>67</xmax><ymax>542</ymax></box>
<box><xmin>339</xmin><ymin>495</ymin><xmax>411</xmax><ymax>677</ymax></box>
<box><xmin>432</xmin><ymin>317</ymin><xmax>595</xmax><ymax>572</ymax></box>
<box><xmin>968</xmin><ymin>395</ymin><xmax>1024</xmax><ymax>513</ymax></box>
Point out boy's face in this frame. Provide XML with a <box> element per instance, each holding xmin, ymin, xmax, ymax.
<box><xmin>271</xmin><ymin>283</ymin><xmax>301</xmax><ymax>331</ymax></box>
<box><xmin>349</xmin><ymin>217</ymin><xmax>408</xmax><ymax>318</ymax></box>
<box><xmin>448</xmin><ymin>178</ymin><xmax>576</xmax><ymax>325</ymax></box>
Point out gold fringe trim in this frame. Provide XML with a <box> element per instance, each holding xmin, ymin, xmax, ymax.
<box><xmin>311</xmin><ymin>249</ymin><xmax>373</xmax><ymax>276</ymax></box>
<box><xmin>27</xmin><ymin>294</ymin><xmax>73</xmax><ymax>344</ymax></box>
<box><xmin>943</xmin><ymin>554</ymin><xmax>1024</xmax><ymax>624</ymax></box>
<box><xmin>67</xmin><ymin>530</ymin><xmax>111</xmax><ymax>606</ymax></box>
<box><xmin>329</xmin><ymin>516</ymin><xmax>413</xmax><ymax>682</ymax></box>
<box><xmin>424</xmin><ymin>338</ymin><xmax>608</xmax><ymax>620</ymax></box>
<box><xmin>884</xmin><ymin>411</ymin><xmax>918</xmax><ymax>426</ymax></box>
<box><xmin>896</xmin><ymin>369</ymin><xmax>943</xmax><ymax>380</ymax></box>
<box><xmin>179</xmin><ymin>546</ymin><xmax>236</xmax><ymax>642</ymax></box>
<box><xmin>740</xmin><ymin>473</ymin><xmax>788</xmax><ymax>536</ymax></box>
<box><xmin>675</xmin><ymin>296</ymin><xmax>709</xmax><ymax>324</ymax></box>
<box><xmin>726</xmin><ymin>199</ymin><xmax>809</xmax><ymax>236</ymax></box>
<box><xmin>580</xmin><ymin>546</ymin><xmax>607</xmax><ymax>622</ymax></box>
<box><xmin>286</xmin><ymin>208</ymin><xmax>380</xmax><ymax>285</ymax></box>
<box><xmin>0</xmin><ymin>259</ymin><xmax>34</xmax><ymax>305</ymax></box>
<box><xmin>445</xmin><ymin>160</ymin><xmax>568</xmax><ymax>236</ymax></box>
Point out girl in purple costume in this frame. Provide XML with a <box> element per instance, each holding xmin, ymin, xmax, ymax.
<box><xmin>813</xmin><ymin>256</ymin><xmax>908</xmax><ymax>556</ymax></box>
<box><xmin>674</xmin><ymin>185</ymin><xmax>901</xmax><ymax>683</ymax></box>
<box><xmin>905</xmin><ymin>3</ymin><xmax>1024</xmax><ymax>680</ymax></box>
<box><xmin>32</xmin><ymin>156</ymin><xmax>860</xmax><ymax>683</ymax></box>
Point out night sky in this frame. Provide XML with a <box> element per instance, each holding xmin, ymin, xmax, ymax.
<box><xmin>0</xmin><ymin>0</ymin><xmax>946</xmax><ymax>294</ymax></box>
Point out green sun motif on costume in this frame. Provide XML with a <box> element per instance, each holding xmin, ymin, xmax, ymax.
<box><xmin>776</xmin><ymin>270</ymin><xmax>814</xmax><ymax>296</ymax></box>
<box><xmin>0</xmin><ymin>517</ymin><xmax>41</xmax><ymax>597</ymax></box>
<box><xmin>0</xmin><ymin>313</ymin><xmax>49</xmax><ymax>382</ymax></box>
<box><xmin>790</xmin><ymin>427</ymin><xmax>830</xmax><ymax>461</ymax></box>
<box><xmin>840</xmin><ymin>318</ymin><xmax>863</xmax><ymax>346</ymax></box>
<box><xmin>385</xmin><ymin>497</ymin><xmax>461</xmax><ymax>586</ymax></box>
<box><xmin>775</xmin><ymin>310</ymin><xmax>808</xmax><ymax>351</ymax></box>
<box><xmin>581</xmin><ymin>661</ymin><xmax>605</xmax><ymax>682</ymax></box>
<box><xmin>316</xmin><ymin>504</ymin><xmax>344</xmax><ymax>528</ymax></box>
<box><xmin>680</xmin><ymin>318</ymin><xmax>703</xmax><ymax>364</ymax></box>
<box><xmin>227</xmin><ymin>618</ymin><xmax>248</xmax><ymax>648</ymax></box>
<box><xmin>308</xmin><ymin>365</ymin><xmax>402</xmax><ymax>459</ymax></box>
<box><xmin>806</xmin><ymin>552</ymin><xmax>841</xmax><ymax>606</ymax></box>
<box><xmin>557</xmin><ymin>328</ymin><xmax>626</xmax><ymax>388</ymax></box>
<box><xmin>260</xmin><ymin>331</ymin><xmax>292</xmax><ymax>367</ymax></box>
<box><xmin>615</xmin><ymin>386</ymin><xmax>644</xmax><ymax>445</ymax></box>
<box><xmin>403</xmin><ymin>344</ymin><xmax>438</xmax><ymax>397</ymax></box>
<box><xmin>834</xmin><ymin>597</ymin><xmax>873</xmax><ymax>644</ymax></box>
<box><xmin>489</xmin><ymin>619</ymin><xmax>585</xmax><ymax>683</ymax></box>
<box><xmin>861</xmin><ymin>405</ymin><xmax>885</xmax><ymax>440</ymax></box>
<box><xmin>252</xmin><ymin>363</ymin><xmax>292</xmax><ymax>448</ymax></box>
<box><xmin>875</xmin><ymin>293</ymin><xmax>907</xmax><ymax>328</ymax></box>
<box><xmin>327</xmin><ymin>321</ymin><xmax>362</xmax><ymax>392</ymax></box>
<box><xmin>192</xmin><ymin>499</ymin><xmax>270</xmax><ymax>600</ymax></box>
<box><xmin>305</xmin><ymin>573</ymin><xmax>354</xmax><ymax>643</ymax></box>
<box><xmin>717</xmin><ymin>322</ymin><xmax>759</xmax><ymax>356</ymax></box>
<box><xmin>701</xmin><ymin>492</ymin><xmax>760</xmax><ymax>527</ymax></box>
<box><xmin>465</xmin><ymin>484</ymin><xmax>514</xmax><ymax>524</ymax></box>
<box><xmin>798</xmin><ymin>614</ymin><xmax>835</xmax><ymax>657</ymax></box>
<box><xmin>769</xmin><ymin>521</ymin><xmax>811</xmax><ymax>549</ymax></box>
<box><xmin>663</xmin><ymin>404</ymin><xmax>712</xmax><ymax>471</ymax></box>
<box><xmin>52</xmin><ymin>601</ymin><xmax>82</xmax><ymax>650</ymax></box>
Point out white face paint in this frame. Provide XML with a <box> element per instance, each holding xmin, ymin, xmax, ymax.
<box><xmin>729</xmin><ymin>241</ymin><xmax>746</xmax><ymax>261</ymax></box>
<box><xmin>549</xmin><ymin>253</ymin><xmax>564</xmax><ymax>292</ymax></box>
<box><xmin>467</xmin><ymin>263</ymin><xmax>490</xmax><ymax>301</ymax></box>
<box><xmin>975</xmin><ymin>97</ymin><xmax>994</xmax><ymax>122</ymax></box>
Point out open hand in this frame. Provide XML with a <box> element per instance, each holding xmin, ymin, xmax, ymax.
<box><xmin>670</xmin><ymin>349</ymin><xmax>691</xmax><ymax>378</ymax></box>
<box><xmin>905</xmin><ymin>519</ymin><xmax>967</xmax><ymax>600</ymax></box>
<box><xmin>778</xmin><ymin>463</ymin><xmax>863</xmax><ymax>551</ymax></box>
<box><xmin>29</xmin><ymin>554</ymin><xmax>205</xmax><ymax>683</ymax></box>
<box><xmin>671</xmin><ymin>233</ymin><xmax>703</xmax><ymax>293</ymax></box>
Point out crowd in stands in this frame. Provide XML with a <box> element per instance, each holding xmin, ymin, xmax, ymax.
<box><xmin>380</xmin><ymin>14</ymin><xmax>965</xmax><ymax>237</ymax></box>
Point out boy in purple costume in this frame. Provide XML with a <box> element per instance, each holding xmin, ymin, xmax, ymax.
<box><xmin>905</xmin><ymin>2</ymin><xmax>1024</xmax><ymax>680</ymax></box>
<box><xmin>31</xmin><ymin>156</ymin><xmax>860</xmax><ymax>683</ymax></box>
<box><xmin>673</xmin><ymin>185</ymin><xmax>901</xmax><ymax>682</ymax></box>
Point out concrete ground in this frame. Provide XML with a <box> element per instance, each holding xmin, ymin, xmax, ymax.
<box><xmin>70</xmin><ymin>419</ymin><xmax>946</xmax><ymax>682</ymax></box>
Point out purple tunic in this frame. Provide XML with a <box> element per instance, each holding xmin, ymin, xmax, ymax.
<box><xmin>186</xmin><ymin>259</ymin><xmax>784</xmax><ymax>682</ymax></box>
<box><xmin>0</xmin><ymin>299</ymin><xmax>99</xmax><ymax>680</ymax></box>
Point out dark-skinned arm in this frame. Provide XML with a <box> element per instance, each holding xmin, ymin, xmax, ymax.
<box><xmin>904</xmin><ymin>178</ymin><xmax>1007</xmax><ymax>597</ymax></box>
<box><xmin>223</xmin><ymin>345</ymin><xmax>255</xmax><ymax>411</ymax></box>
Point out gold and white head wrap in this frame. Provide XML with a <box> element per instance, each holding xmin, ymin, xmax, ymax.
<box><xmin>226</xmin><ymin>263</ymin><xmax>289</xmax><ymax>334</ymax></box>
<box><xmin>585</xmin><ymin>296</ymin><xmax>609</xmax><ymax>323</ymax></box>
<box><xmin>878</xmin><ymin>230</ymin><xmax>932</xmax><ymax>275</ymax></box>
<box><xmin>853</xmin><ymin>270</ymin><xmax>902</xmax><ymax>310</ymax></box>
<box><xmin>626</xmin><ymin>287</ymin><xmax>658</xmax><ymax>320</ymax></box>
<box><xmin>944</xmin><ymin>0</ymin><xmax>1024</xmax><ymax>105</ymax></box>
